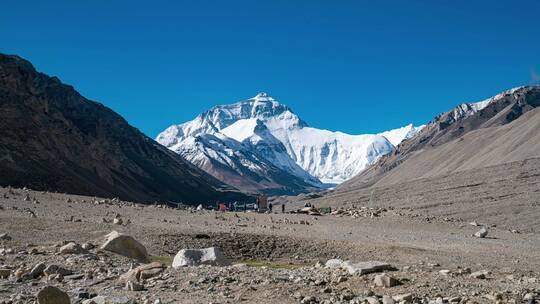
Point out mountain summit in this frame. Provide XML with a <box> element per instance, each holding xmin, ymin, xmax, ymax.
<box><xmin>157</xmin><ymin>93</ymin><xmax>421</xmax><ymax>194</ymax></box>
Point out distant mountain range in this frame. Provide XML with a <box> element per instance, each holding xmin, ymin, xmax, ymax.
<box><xmin>2</xmin><ymin>53</ymin><xmax>537</xmax><ymax>203</ymax></box>
<box><xmin>0</xmin><ymin>54</ymin><xmax>247</xmax><ymax>204</ymax></box>
<box><xmin>157</xmin><ymin>93</ymin><xmax>422</xmax><ymax>194</ymax></box>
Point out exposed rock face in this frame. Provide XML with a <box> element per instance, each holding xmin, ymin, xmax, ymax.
<box><xmin>101</xmin><ymin>231</ymin><xmax>148</xmax><ymax>262</ymax></box>
<box><xmin>172</xmin><ymin>247</ymin><xmax>230</xmax><ymax>268</ymax></box>
<box><xmin>0</xmin><ymin>54</ymin><xmax>247</xmax><ymax>204</ymax></box>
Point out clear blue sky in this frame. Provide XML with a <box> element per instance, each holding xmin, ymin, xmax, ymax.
<box><xmin>2</xmin><ymin>1</ymin><xmax>539</xmax><ymax>137</ymax></box>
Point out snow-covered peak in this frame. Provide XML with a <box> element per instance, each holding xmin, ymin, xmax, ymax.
<box><xmin>470</xmin><ymin>86</ymin><xmax>524</xmax><ymax>111</ymax></box>
<box><xmin>378</xmin><ymin>124</ymin><xmax>425</xmax><ymax>147</ymax></box>
<box><xmin>252</xmin><ymin>92</ymin><xmax>274</xmax><ymax>102</ymax></box>
<box><xmin>451</xmin><ymin>86</ymin><xmax>526</xmax><ymax>121</ymax></box>
<box><xmin>157</xmin><ymin>93</ymin><xmax>420</xmax><ymax>187</ymax></box>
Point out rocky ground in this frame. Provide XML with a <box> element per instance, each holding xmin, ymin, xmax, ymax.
<box><xmin>0</xmin><ymin>187</ymin><xmax>539</xmax><ymax>304</ymax></box>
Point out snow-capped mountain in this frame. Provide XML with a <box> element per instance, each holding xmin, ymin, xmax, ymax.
<box><xmin>157</xmin><ymin>93</ymin><xmax>422</xmax><ymax>193</ymax></box>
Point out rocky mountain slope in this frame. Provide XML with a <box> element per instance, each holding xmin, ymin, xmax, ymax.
<box><xmin>157</xmin><ymin>93</ymin><xmax>420</xmax><ymax>194</ymax></box>
<box><xmin>339</xmin><ymin>85</ymin><xmax>540</xmax><ymax>190</ymax></box>
<box><xmin>0</xmin><ymin>54</ymin><xmax>246</xmax><ymax>204</ymax></box>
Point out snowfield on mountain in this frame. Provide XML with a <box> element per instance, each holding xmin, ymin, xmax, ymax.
<box><xmin>157</xmin><ymin>93</ymin><xmax>422</xmax><ymax>193</ymax></box>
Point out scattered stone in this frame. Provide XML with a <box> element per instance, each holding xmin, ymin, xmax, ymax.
<box><xmin>342</xmin><ymin>261</ymin><xmax>392</xmax><ymax>275</ymax></box>
<box><xmin>113</xmin><ymin>218</ymin><xmax>123</xmax><ymax>225</ymax></box>
<box><xmin>366</xmin><ymin>297</ymin><xmax>381</xmax><ymax>304</ymax></box>
<box><xmin>64</xmin><ymin>274</ymin><xmax>84</xmax><ymax>280</ymax></box>
<box><xmin>82</xmin><ymin>296</ymin><xmax>106</xmax><ymax>304</ymax></box>
<box><xmin>36</xmin><ymin>285</ymin><xmax>70</xmax><ymax>304</ymax></box>
<box><xmin>393</xmin><ymin>293</ymin><xmax>413</xmax><ymax>303</ymax></box>
<box><xmin>100</xmin><ymin>231</ymin><xmax>148</xmax><ymax>262</ymax></box>
<box><xmin>0</xmin><ymin>233</ymin><xmax>11</xmax><ymax>241</ymax></box>
<box><xmin>172</xmin><ymin>247</ymin><xmax>230</xmax><ymax>268</ymax></box>
<box><xmin>29</xmin><ymin>262</ymin><xmax>46</xmax><ymax>278</ymax></box>
<box><xmin>483</xmin><ymin>293</ymin><xmax>503</xmax><ymax>301</ymax></box>
<box><xmin>125</xmin><ymin>280</ymin><xmax>144</xmax><ymax>291</ymax></box>
<box><xmin>324</xmin><ymin>258</ymin><xmax>343</xmax><ymax>269</ymax></box>
<box><xmin>382</xmin><ymin>295</ymin><xmax>395</xmax><ymax>304</ymax></box>
<box><xmin>59</xmin><ymin>242</ymin><xmax>87</xmax><ymax>254</ymax></box>
<box><xmin>439</xmin><ymin>269</ymin><xmax>451</xmax><ymax>275</ymax></box>
<box><xmin>300</xmin><ymin>295</ymin><xmax>317</xmax><ymax>304</ymax></box>
<box><xmin>43</xmin><ymin>264</ymin><xmax>72</xmax><ymax>277</ymax></box>
<box><xmin>120</xmin><ymin>262</ymin><xmax>165</xmax><ymax>282</ymax></box>
<box><xmin>0</xmin><ymin>268</ymin><xmax>11</xmax><ymax>278</ymax></box>
<box><xmin>474</xmin><ymin>227</ymin><xmax>488</xmax><ymax>238</ymax></box>
<box><xmin>374</xmin><ymin>273</ymin><xmax>399</xmax><ymax>287</ymax></box>
<box><xmin>470</xmin><ymin>270</ymin><xmax>489</xmax><ymax>279</ymax></box>
<box><xmin>82</xmin><ymin>242</ymin><xmax>95</xmax><ymax>250</ymax></box>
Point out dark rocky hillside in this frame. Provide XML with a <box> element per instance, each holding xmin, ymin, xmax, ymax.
<box><xmin>0</xmin><ymin>54</ymin><xmax>247</xmax><ymax>204</ymax></box>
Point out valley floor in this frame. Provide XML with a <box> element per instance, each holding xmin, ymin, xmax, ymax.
<box><xmin>0</xmin><ymin>180</ymin><xmax>539</xmax><ymax>303</ymax></box>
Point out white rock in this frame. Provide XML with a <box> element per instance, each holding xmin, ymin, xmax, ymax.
<box><xmin>439</xmin><ymin>269</ymin><xmax>451</xmax><ymax>275</ymax></box>
<box><xmin>474</xmin><ymin>227</ymin><xmax>488</xmax><ymax>238</ymax></box>
<box><xmin>172</xmin><ymin>247</ymin><xmax>230</xmax><ymax>268</ymax></box>
<box><xmin>324</xmin><ymin>259</ymin><xmax>343</xmax><ymax>269</ymax></box>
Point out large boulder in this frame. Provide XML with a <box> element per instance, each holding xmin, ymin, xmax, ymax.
<box><xmin>100</xmin><ymin>231</ymin><xmax>148</xmax><ymax>262</ymax></box>
<box><xmin>172</xmin><ymin>247</ymin><xmax>230</xmax><ymax>268</ymax></box>
<box><xmin>37</xmin><ymin>286</ymin><xmax>70</xmax><ymax>304</ymax></box>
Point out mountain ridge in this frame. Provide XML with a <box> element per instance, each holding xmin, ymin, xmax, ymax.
<box><xmin>0</xmin><ymin>53</ymin><xmax>248</xmax><ymax>204</ymax></box>
<box><xmin>339</xmin><ymin>85</ymin><xmax>540</xmax><ymax>191</ymax></box>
